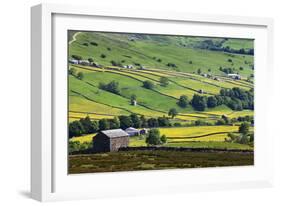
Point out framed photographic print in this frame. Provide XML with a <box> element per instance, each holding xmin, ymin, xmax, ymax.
<box><xmin>31</xmin><ymin>3</ymin><xmax>274</xmax><ymax>202</ymax></box>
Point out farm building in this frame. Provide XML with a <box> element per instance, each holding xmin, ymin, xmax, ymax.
<box><xmin>92</xmin><ymin>129</ymin><xmax>129</xmax><ymax>153</ymax></box>
<box><xmin>91</xmin><ymin>62</ymin><xmax>101</xmax><ymax>68</ymax></box>
<box><xmin>79</xmin><ymin>60</ymin><xmax>90</xmax><ymax>66</ymax></box>
<box><xmin>139</xmin><ymin>128</ymin><xmax>148</xmax><ymax>135</ymax></box>
<box><xmin>69</xmin><ymin>59</ymin><xmax>79</xmax><ymax>64</ymax></box>
<box><xmin>125</xmin><ymin>127</ymin><xmax>140</xmax><ymax>136</ymax></box>
<box><xmin>123</xmin><ymin>65</ymin><xmax>134</xmax><ymax>69</ymax></box>
<box><xmin>227</xmin><ymin>73</ymin><xmax>241</xmax><ymax>80</ymax></box>
<box><xmin>131</xmin><ymin>99</ymin><xmax>137</xmax><ymax>106</ymax></box>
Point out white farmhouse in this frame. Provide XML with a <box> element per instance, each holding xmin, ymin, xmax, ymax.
<box><xmin>227</xmin><ymin>73</ymin><xmax>241</xmax><ymax>80</ymax></box>
<box><xmin>79</xmin><ymin>60</ymin><xmax>90</xmax><ymax>66</ymax></box>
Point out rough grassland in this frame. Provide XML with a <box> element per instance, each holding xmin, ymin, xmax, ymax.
<box><xmin>69</xmin><ymin>150</ymin><xmax>254</xmax><ymax>174</ymax></box>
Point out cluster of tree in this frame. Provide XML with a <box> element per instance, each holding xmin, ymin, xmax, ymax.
<box><xmin>152</xmin><ymin>57</ymin><xmax>162</xmax><ymax>62</ymax></box>
<box><xmin>191</xmin><ymin>94</ymin><xmax>207</xmax><ymax>111</ymax></box>
<box><xmin>69</xmin><ymin>114</ymin><xmax>174</xmax><ymax>138</ymax></box>
<box><xmin>219</xmin><ymin>67</ymin><xmax>236</xmax><ymax>74</ymax></box>
<box><xmin>83</xmin><ymin>43</ymin><xmax>89</xmax><ymax>46</ymax></box>
<box><xmin>134</xmin><ymin>62</ymin><xmax>141</xmax><ymax>66</ymax></box>
<box><xmin>195</xmin><ymin>39</ymin><xmax>224</xmax><ymax>50</ymax></box>
<box><xmin>69</xmin><ymin>116</ymin><xmax>121</xmax><ymax>138</ymax></box>
<box><xmin>110</xmin><ymin>60</ymin><xmax>123</xmax><ymax>67</ymax></box>
<box><xmin>166</xmin><ymin>63</ymin><xmax>177</xmax><ymax>68</ymax></box>
<box><xmin>69</xmin><ymin>141</ymin><xmax>92</xmax><ymax>153</ymax></box>
<box><xmin>90</xmin><ymin>41</ymin><xmax>98</xmax><ymax>46</ymax></box>
<box><xmin>215</xmin><ymin>114</ymin><xmax>254</xmax><ymax>126</ymax></box>
<box><xmin>168</xmin><ymin>108</ymin><xmax>178</xmax><ymax>119</ymax></box>
<box><xmin>143</xmin><ymin>80</ymin><xmax>154</xmax><ymax>89</ymax></box>
<box><xmin>88</xmin><ymin>58</ymin><xmax>94</xmax><ymax>63</ymax></box>
<box><xmin>193</xmin><ymin>39</ymin><xmax>254</xmax><ymax>55</ymax></box>
<box><xmin>223</xmin><ymin>47</ymin><xmax>254</xmax><ymax>55</ymax></box>
<box><xmin>100</xmin><ymin>54</ymin><xmax>106</xmax><ymax>58</ymax></box>
<box><xmin>219</xmin><ymin>87</ymin><xmax>254</xmax><ymax>110</ymax></box>
<box><xmin>237</xmin><ymin>115</ymin><xmax>254</xmax><ymax>123</ymax></box>
<box><xmin>71</xmin><ymin>54</ymin><xmax>83</xmax><ymax>61</ymax></box>
<box><xmin>68</xmin><ymin>67</ymin><xmax>84</xmax><ymax>80</ymax></box>
<box><xmin>98</xmin><ymin>117</ymin><xmax>120</xmax><ymax>130</ymax></box>
<box><xmin>178</xmin><ymin>95</ymin><xmax>189</xmax><ymax>108</ymax></box>
<box><xmin>225</xmin><ymin>132</ymin><xmax>254</xmax><ymax>145</ymax></box>
<box><xmin>145</xmin><ymin>129</ymin><xmax>167</xmax><ymax>146</ymax></box>
<box><xmin>225</xmin><ymin>122</ymin><xmax>254</xmax><ymax>145</ymax></box>
<box><xmin>189</xmin><ymin>87</ymin><xmax>254</xmax><ymax>111</ymax></box>
<box><xmin>69</xmin><ymin>116</ymin><xmax>99</xmax><ymax>138</ymax></box>
<box><xmin>118</xmin><ymin>114</ymin><xmax>172</xmax><ymax>129</ymax></box>
<box><xmin>194</xmin><ymin>119</ymin><xmax>214</xmax><ymax>126</ymax></box>
<box><xmin>99</xmin><ymin>80</ymin><xmax>120</xmax><ymax>95</ymax></box>
<box><xmin>178</xmin><ymin>94</ymin><xmax>209</xmax><ymax>111</ymax></box>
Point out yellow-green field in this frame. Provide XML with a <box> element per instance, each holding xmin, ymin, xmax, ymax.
<box><xmin>69</xmin><ymin>111</ymin><xmax>115</xmax><ymax>122</ymax></box>
<box><xmin>227</xmin><ymin>110</ymin><xmax>254</xmax><ymax>118</ymax></box>
<box><xmin>159</xmin><ymin>125</ymin><xmax>239</xmax><ymax>138</ymax></box>
<box><xmin>72</xmin><ymin>125</ymin><xmax>242</xmax><ymax>146</ymax></box>
<box><xmin>70</xmin><ymin>133</ymin><xmax>96</xmax><ymax>143</ymax></box>
<box><xmin>168</xmin><ymin>133</ymin><xmax>229</xmax><ymax>142</ymax></box>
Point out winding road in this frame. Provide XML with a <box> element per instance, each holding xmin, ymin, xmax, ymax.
<box><xmin>69</xmin><ymin>32</ymin><xmax>81</xmax><ymax>44</ymax></box>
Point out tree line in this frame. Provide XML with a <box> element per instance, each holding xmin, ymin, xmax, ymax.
<box><xmin>193</xmin><ymin>39</ymin><xmax>254</xmax><ymax>55</ymax></box>
<box><xmin>177</xmin><ymin>87</ymin><xmax>254</xmax><ymax>111</ymax></box>
<box><xmin>69</xmin><ymin>114</ymin><xmax>173</xmax><ymax>138</ymax></box>
<box><xmin>98</xmin><ymin>79</ymin><xmax>254</xmax><ymax>112</ymax></box>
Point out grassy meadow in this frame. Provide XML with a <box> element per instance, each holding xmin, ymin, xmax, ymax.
<box><xmin>68</xmin><ymin>31</ymin><xmax>254</xmax><ymax>173</ymax></box>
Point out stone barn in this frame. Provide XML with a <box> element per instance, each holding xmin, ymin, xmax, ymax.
<box><xmin>92</xmin><ymin>129</ymin><xmax>129</xmax><ymax>153</ymax></box>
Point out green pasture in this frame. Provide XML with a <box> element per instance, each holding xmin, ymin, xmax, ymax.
<box><xmin>69</xmin><ymin>31</ymin><xmax>254</xmax><ymax>77</ymax></box>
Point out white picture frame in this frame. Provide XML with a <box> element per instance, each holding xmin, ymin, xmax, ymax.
<box><xmin>31</xmin><ymin>3</ymin><xmax>274</xmax><ymax>202</ymax></box>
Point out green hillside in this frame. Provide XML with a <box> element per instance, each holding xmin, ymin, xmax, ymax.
<box><xmin>68</xmin><ymin>31</ymin><xmax>254</xmax><ymax>122</ymax></box>
<box><xmin>68</xmin><ymin>31</ymin><xmax>254</xmax><ymax>77</ymax></box>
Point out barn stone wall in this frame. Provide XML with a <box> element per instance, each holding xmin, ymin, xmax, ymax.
<box><xmin>110</xmin><ymin>136</ymin><xmax>129</xmax><ymax>152</ymax></box>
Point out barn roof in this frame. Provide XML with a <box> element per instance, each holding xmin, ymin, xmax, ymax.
<box><xmin>125</xmin><ymin>127</ymin><xmax>139</xmax><ymax>132</ymax></box>
<box><xmin>101</xmin><ymin>129</ymin><xmax>129</xmax><ymax>138</ymax></box>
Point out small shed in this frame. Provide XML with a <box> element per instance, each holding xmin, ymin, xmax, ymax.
<box><xmin>139</xmin><ymin>128</ymin><xmax>148</xmax><ymax>135</ymax></box>
<box><xmin>79</xmin><ymin>60</ymin><xmax>90</xmax><ymax>66</ymax></box>
<box><xmin>131</xmin><ymin>99</ymin><xmax>137</xmax><ymax>106</ymax></box>
<box><xmin>92</xmin><ymin>129</ymin><xmax>129</xmax><ymax>153</ymax></box>
<box><xmin>125</xmin><ymin>127</ymin><xmax>140</xmax><ymax>137</ymax></box>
